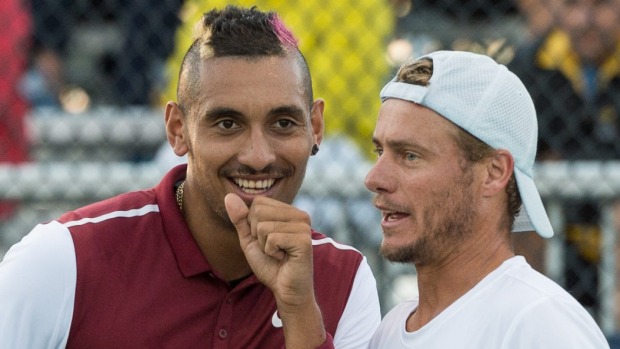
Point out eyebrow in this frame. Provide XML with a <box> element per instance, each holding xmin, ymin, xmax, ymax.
<box><xmin>373</xmin><ymin>137</ymin><xmax>431</xmax><ymax>154</ymax></box>
<box><xmin>372</xmin><ymin>137</ymin><xmax>412</xmax><ymax>149</ymax></box>
<box><xmin>204</xmin><ymin>107</ymin><xmax>244</xmax><ymax>120</ymax></box>
<box><xmin>269</xmin><ymin>105</ymin><xmax>306</xmax><ymax>120</ymax></box>
<box><xmin>203</xmin><ymin>104</ymin><xmax>307</xmax><ymax>122</ymax></box>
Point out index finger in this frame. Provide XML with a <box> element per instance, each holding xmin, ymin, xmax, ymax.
<box><xmin>248</xmin><ymin>197</ymin><xmax>311</xmax><ymax>224</ymax></box>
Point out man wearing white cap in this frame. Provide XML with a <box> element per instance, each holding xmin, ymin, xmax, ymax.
<box><xmin>365</xmin><ymin>50</ymin><xmax>609</xmax><ymax>348</ymax></box>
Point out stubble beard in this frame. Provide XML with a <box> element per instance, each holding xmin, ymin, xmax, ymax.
<box><xmin>380</xmin><ymin>169</ymin><xmax>477</xmax><ymax>265</ymax></box>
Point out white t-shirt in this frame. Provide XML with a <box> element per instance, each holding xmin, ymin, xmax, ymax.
<box><xmin>368</xmin><ymin>256</ymin><xmax>609</xmax><ymax>349</ymax></box>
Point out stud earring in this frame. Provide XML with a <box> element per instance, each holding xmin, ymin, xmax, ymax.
<box><xmin>311</xmin><ymin>144</ymin><xmax>319</xmax><ymax>156</ymax></box>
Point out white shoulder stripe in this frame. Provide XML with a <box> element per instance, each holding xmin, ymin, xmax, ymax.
<box><xmin>63</xmin><ymin>204</ymin><xmax>160</xmax><ymax>228</ymax></box>
<box><xmin>312</xmin><ymin>237</ymin><xmax>360</xmax><ymax>253</ymax></box>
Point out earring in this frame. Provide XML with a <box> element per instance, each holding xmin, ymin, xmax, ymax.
<box><xmin>311</xmin><ymin>144</ymin><xmax>319</xmax><ymax>156</ymax></box>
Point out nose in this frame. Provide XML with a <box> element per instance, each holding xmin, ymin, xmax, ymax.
<box><xmin>237</xmin><ymin>129</ymin><xmax>276</xmax><ymax>171</ymax></box>
<box><xmin>365</xmin><ymin>154</ymin><xmax>395</xmax><ymax>194</ymax></box>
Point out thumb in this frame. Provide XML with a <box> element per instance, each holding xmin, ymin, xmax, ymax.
<box><xmin>224</xmin><ymin>193</ymin><xmax>250</xmax><ymax>240</ymax></box>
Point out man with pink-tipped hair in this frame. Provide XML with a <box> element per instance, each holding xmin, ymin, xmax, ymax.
<box><xmin>0</xmin><ymin>6</ymin><xmax>380</xmax><ymax>348</ymax></box>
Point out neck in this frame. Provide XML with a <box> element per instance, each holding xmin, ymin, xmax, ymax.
<box><xmin>407</xmin><ymin>232</ymin><xmax>513</xmax><ymax>332</ymax></box>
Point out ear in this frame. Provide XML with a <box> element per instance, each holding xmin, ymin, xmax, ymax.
<box><xmin>481</xmin><ymin>149</ymin><xmax>514</xmax><ymax>197</ymax></box>
<box><xmin>165</xmin><ymin>101</ymin><xmax>189</xmax><ymax>156</ymax></box>
<box><xmin>309</xmin><ymin>98</ymin><xmax>325</xmax><ymax>146</ymax></box>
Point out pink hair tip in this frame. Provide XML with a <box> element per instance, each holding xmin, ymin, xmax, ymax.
<box><xmin>270</xmin><ymin>15</ymin><xmax>298</xmax><ymax>47</ymax></box>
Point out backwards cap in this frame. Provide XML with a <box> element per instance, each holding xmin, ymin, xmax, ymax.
<box><xmin>380</xmin><ymin>50</ymin><xmax>553</xmax><ymax>238</ymax></box>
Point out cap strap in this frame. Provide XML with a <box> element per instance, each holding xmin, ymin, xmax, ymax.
<box><xmin>380</xmin><ymin>79</ymin><xmax>429</xmax><ymax>103</ymax></box>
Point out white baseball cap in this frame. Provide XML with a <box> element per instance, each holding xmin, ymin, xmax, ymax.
<box><xmin>379</xmin><ymin>50</ymin><xmax>554</xmax><ymax>238</ymax></box>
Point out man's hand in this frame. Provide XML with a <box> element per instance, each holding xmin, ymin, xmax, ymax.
<box><xmin>225</xmin><ymin>193</ymin><xmax>328</xmax><ymax>349</ymax></box>
<box><xmin>224</xmin><ymin>193</ymin><xmax>314</xmax><ymax>305</ymax></box>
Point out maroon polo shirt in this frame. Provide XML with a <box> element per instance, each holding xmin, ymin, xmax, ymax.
<box><xmin>60</xmin><ymin>165</ymin><xmax>364</xmax><ymax>348</ymax></box>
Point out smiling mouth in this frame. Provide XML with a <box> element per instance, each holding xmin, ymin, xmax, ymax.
<box><xmin>232</xmin><ymin>178</ymin><xmax>276</xmax><ymax>194</ymax></box>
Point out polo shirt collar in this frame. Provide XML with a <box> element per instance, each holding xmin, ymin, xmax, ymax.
<box><xmin>156</xmin><ymin>164</ymin><xmax>213</xmax><ymax>278</ymax></box>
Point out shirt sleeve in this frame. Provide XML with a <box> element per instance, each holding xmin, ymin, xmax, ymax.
<box><xmin>332</xmin><ymin>256</ymin><xmax>381</xmax><ymax>349</ymax></box>
<box><xmin>0</xmin><ymin>221</ymin><xmax>76</xmax><ymax>349</ymax></box>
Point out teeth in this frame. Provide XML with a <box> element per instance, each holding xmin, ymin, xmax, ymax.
<box><xmin>384</xmin><ymin>212</ymin><xmax>398</xmax><ymax>222</ymax></box>
<box><xmin>233</xmin><ymin>178</ymin><xmax>276</xmax><ymax>193</ymax></box>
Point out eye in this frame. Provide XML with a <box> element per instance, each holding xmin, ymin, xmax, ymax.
<box><xmin>405</xmin><ymin>152</ymin><xmax>418</xmax><ymax>161</ymax></box>
<box><xmin>372</xmin><ymin>147</ymin><xmax>383</xmax><ymax>157</ymax></box>
<box><xmin>217</xmin><ymin>119</ymin><xmax>238</xmax><ymax>130</ymax></box>
<box><xmin>272</xmin><ymin>118</ymin><xmax>296</xmax><ymax>129</ymax></box>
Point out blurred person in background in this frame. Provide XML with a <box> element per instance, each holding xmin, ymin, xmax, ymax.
<box><xmin>0</xmin><ymin>0</ymin><xmax>31</xmax><ymax>221</ymax></box>
<box><xmin>112</xmin><ymin>0</ymin><xmax>182</xmax><ymax>106</ymax></box>
<box><xmin>26</xmin><ymin>0</ymin><xmax>181</xmax><ymax>108</ymax></box>
<box><xmin>0</xmin><ymin>6</ymin><xmax>380</xmax><ymax>348</ymax></box>
<box><xmin>509</xmin><ymin>0</ymin><xmax>620</xmax><ymax>318</ymax></box>
<box><xmin>514</xmin><ymin>0</ymin><xmax>555</xmax><ymax>41</ymax></box>
<box><xmin>25</xmin><ymin>0</ymin><xmax>68</xmax><ymax>108</ymax></box>
<box><xmin>366</xmin><ymin>50</ymin><xmax>609</xmax><ymax>348</ymax></box>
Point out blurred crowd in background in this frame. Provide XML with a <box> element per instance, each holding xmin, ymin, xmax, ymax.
<box><xmin>2</xmin><ymin>0</ymin><xmax>620</xmax><ymax>340</ymax></box>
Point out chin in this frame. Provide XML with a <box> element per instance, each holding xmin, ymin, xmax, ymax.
<box><xmin>380</xmin><ymin>242</ymin><xmax>416</xmax><ymax>264</ymax></box>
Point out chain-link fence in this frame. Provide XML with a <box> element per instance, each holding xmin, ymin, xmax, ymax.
<box><xmin>2</xmin><ymin>0</ymin><xmax>620</xmax><ymax>342</ymax></box>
